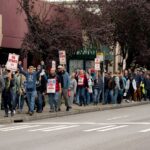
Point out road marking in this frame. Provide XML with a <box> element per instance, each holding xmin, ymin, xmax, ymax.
<box><xmin>29</xmin><ymin>125</ymin><xmax>67</xmax><ymax>132</ymax></box>
<box><xmin>107</xmin><ymin>116</ymin><xmax>128</xmax><ymax>121</ymax></box>
<box><xmin>0</xmin><ymin>125</ymin><xmax>41</xmax><ymax>132</ymax></box>
<box><xmin>98</xmin><ymin>125</ymin><xmax>128</xmax><ymax>132</ymax></box>
<box><xmin>84</xmin><ymin>125</ymin><xmax>116</xmax><ymax>132</ymax></box>
<box><xmin>42</xmin><ymin>125</ymin><xmax>79</xmax><ymax>132</ymax></box>
<box><xmin>139</xmin><ymin>128</ymin><xmax>150</xmax><ymax>133</ymax></box>
<box><xmin>19</xmin><ymin>122</ymin><xmax>150</xmax><ymax>125</ymax></box>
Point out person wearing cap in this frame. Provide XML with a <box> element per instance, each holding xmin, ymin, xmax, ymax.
<box><xmin>18</xmin><ymin>61</ymin><xmax>43</xmax><ymax>116</ymax></box>
<box><xmin>57</xmin><ymin>65</ymin><xmax>71</xmax><ymax>111</ymax></box>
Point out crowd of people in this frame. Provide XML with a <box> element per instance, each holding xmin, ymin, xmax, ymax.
<box><xmin>0</xmin><ymin>61</ymin><xmax>150</xmax><ymax>117</ymax></box>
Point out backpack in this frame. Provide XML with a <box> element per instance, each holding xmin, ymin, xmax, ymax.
<box><xmin>108</xmin><ymin>77</ymin><xmax>116</xmax><ymax>89</ymax></box>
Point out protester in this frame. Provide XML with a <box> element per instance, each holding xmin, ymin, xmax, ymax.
<box><xmin>69</xmin><ymin>72</ymin><xmax>77</xmax><ymax>106</ymax></box>
<box><xmin>18</xmin><ymin>61</ymin><xmax>43</xmax><ymax>116</ymax></box>
<box><xmin>93</xmin><ymin>71</ymin><xmax>103</xmax><ymax>105</ymax></box>
<box><xmin>57</xmin><ymin>65</ymin><xmax>71</xmax><ymax>111</ymax></box>
<box><xmin>47</xmin><ymin>68</ymin><xmax>61</xmax><ymax>112</ymax></box>
<box><xmin>76</xmin><ymin>70</ymin><xmax>88</xmax><ymax>106</ymax></box>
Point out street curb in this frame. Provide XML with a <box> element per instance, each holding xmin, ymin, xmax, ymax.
<box><xmin>0</xmin><ymin>101</ymin><xmax>150</xmax><ymax>124</ymax></box>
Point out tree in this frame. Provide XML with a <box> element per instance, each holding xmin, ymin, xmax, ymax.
<box><xmin>74</xmin><ymin>0</ymin><xmax>150</xmax><ymax>68</ymax></box>
<box><xmin>18</xmin><ymin>0</ymin><xmax>82</xmax><ymax>65</ymax></box>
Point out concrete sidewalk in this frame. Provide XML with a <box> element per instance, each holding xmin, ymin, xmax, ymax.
<box><xmin>0</xmin><ymin>101</ymin><xmax>150</xmax><ymax>124</ymax></box>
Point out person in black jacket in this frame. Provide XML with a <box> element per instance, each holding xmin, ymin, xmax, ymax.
<box><xmin>145</xmin><ymin>74</ymin><xmax>150</xmax><ymax>100</ymax></box>
<box><xmin>36</xmin><ymin>69</ymin><xmax>47</xmax><ymax>113</ymax></box>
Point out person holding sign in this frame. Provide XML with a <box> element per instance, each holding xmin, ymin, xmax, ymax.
<box><xmin>18</xmin><ymin>61</ymin><xmax>43</xmax><ymax>116</ymax></box>
<box><xmin>76</xmin><ymin>70</ymin><xmax>88</xmax><ymax>106</ymax></box>
<box><xmin>47</xmin><ymin>68</ymin><xmax>61</xmax><ymax>112</ymax></box>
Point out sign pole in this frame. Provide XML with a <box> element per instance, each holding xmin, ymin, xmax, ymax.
<box><xmin>102</xmin><ymin>53</ymin><xmax>105</xmax><ymax>104</ymax></box>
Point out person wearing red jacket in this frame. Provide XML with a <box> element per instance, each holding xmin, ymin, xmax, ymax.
<box><xmin>77</xmin><ymin>70</ymin><xmax>88</xmax><ymax>106</ymax></box>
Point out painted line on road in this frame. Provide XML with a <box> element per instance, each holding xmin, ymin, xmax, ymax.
<box><xmin>107</xmin><ymin>115</ymin><xmax>129</xmax><ymax>121</ymax></box>
<box><xmin>42</xmin><ymin>125</ymin><xmax>80</xmax><ymax>132</ymax></box>
<box><xmin>98</xmin><ymin>125</ymin><xmax>128</xmax><ymax>132</ymax></box>
<box><xmin>0</xmin><ymin>125</ymin><xmax>29</xmax><ymax>131</ymax></box>
<box><xmin>19</xmin><ymin>122</ymin><xmax>150</xmax><ymax>125</ymax></box>
<box><xmin>84</xmin><ymin>125</ymin><xmax>116</xmax><ymax>132</ymax></box>
<box><xmin>0</xmin><ymin>125</ymin><xmax>41</xmax><ymax>132</ymax></box>
<box><xmin>139</xmin><ymin>128</ymin><xmax>150</xmax><ymax>133</ymax></box>
<box><xmin>29</xmin><ymin>125</ymin><xmax>67</xmax><ymax>132</ymax></box>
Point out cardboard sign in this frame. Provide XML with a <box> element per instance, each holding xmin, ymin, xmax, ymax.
<box><xmin>6</xmin><ymin>53</ymin><xmax>19</xmax><ymax>71</ymax></box>
<box><xmin>52</xmin><ymin>61</ymin><xmax>56</xmax><ymax>69</ymax></box>
<box><xmin>59</xmin><ymin>51</ymin><xmax>66</xmax><ymax>65</ymax></box>
<box><xmin>95</xmin><ymin>58</ymin><xmax>100</xmax><ymax>71</ymax></box>
<box><xmin>96</xmin><ymin>52</ymin><xmax>104</xmax><ymax>61</ymax></box>
<box><xmin>78</xmin><ymin>76</ymin><xmax>84</xmax><ymax>85</ymax></box>
<box><xmin>47</xmin><ymin>79</ymin><xmax>56</xmax><ymax>93</ymax></box>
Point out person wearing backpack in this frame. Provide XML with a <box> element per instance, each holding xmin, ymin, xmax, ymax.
<box><xmin>108</xmin><ymin>74</ymin><xmax>119</xmax><ymax>104</ymax></box>
<box><xmin>18</xmin><ymin>61</ymin><xmax>43</xmax><ymax>116</ymax></box>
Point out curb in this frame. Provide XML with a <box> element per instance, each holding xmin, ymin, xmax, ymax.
<box><xmin>0</xmin><ymin>101</ymin><xmax>150</xmax><ymax>124</ymax></box>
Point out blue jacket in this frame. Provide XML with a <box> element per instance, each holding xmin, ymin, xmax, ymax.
<box><xmin>18</xmin><ymin>65</ymin><xmax>42</xmax><ymax>92</ymax></box>
<box><xmin>58</xmin><ymin>71</ymin><xmax>70</xmax><ymax>89</ymax></box>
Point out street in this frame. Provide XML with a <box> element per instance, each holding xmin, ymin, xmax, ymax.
<box><xmin>1</xmin><ymin>104</ymin><xmax>150</xmax><ymax>150</ymax></box>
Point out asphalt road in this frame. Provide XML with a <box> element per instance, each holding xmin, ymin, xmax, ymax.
<box><xmin>1</xmin><ymin>104</ymin><xmax>150</xmax><ymax>150</ymax></box>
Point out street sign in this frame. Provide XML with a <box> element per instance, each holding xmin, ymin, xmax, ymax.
<box><xmin>95</xmin><ymin>57</ymin><xmax>100</xmax><ymax>71</ymax></box>
<box><xmin>59</xmin><ymin>51</ymin><xmax>66</xmax><ymax>65</ymax></box>
<box><xmin>6</xmin><ymin>53</ymin><xmax>19</xmax><ymax>71</ymax></box>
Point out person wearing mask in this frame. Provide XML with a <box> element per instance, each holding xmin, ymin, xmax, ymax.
<box><xmin>57</xmin><ymin>65</ymin><xmax>70</xmax><ymax>111</ymax></box>
<box><xmin>18</xmin><ymin>61</ymin><xmax>43</xmax><ymax>116</ymax></box>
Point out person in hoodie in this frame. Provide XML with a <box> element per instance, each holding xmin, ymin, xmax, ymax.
<box><xmin>18</xmin><ymin>61</ymin><xmax>43</xmax><ymax>116</ymax></box>
<box><xmin>69</xmin><ymin>72</ymin><xmax>77</xmax><ymax>106</ymax></box>
<box><xmin>47</xmin><ymin>68</ymin><xmax>61</xmax><ymax>112</ymax></box>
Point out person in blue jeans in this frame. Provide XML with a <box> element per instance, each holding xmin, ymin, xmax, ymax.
<box><xmin>47</xmin><ymin>68</ymin><xmax>61</xmax><ymax>112</ymax></box>
<box><xmin>93</xmin><ymin>71</ymin><xmax>103</xmax><ymax>105</ymax></box>
<box><xmin>36</xmin><ymin>70</ymin><xmax>47</xmax><ymax>113</ymax></box>
<box><xmin>18</xmin><ymin>61</ymin><xmax>42</xmax><ymax>116</ymax></box>
<box><xmin>77</xmin><ymin>70</ymin><xmax>88</xmax><ymax>106</ymax></box>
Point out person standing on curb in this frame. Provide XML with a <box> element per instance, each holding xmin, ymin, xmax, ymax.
<box><xmin>47</xmin><ymin>68</ymin><xmax>61</xmax><ymax>112</ymax></box>
<box><xmin>18</xmin><ymin>61</ymin><xmax>43</xmax><ymax>116</ymax></box>
<box><xmin>0</xmin><ymin>67</ymin><xmax>5</xmax><ymax>112</ymax></box>
<box><xmin>69</xmin><ymin>72</ymin><xmax>77</xmax><ymax>106</ymax></box>
<box><xmin>57</xmin><ymin>65</ymin><xmax>71</xmax><ymax>111</ymax></box>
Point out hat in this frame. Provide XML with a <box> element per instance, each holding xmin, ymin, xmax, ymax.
<box><xmin>57</xmin><ymin>65</ymin><xmax>63</xmax><ymax>69</ymax></box>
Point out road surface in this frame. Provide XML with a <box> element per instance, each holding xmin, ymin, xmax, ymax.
<box><xmin>1</xmin><ymin>104</ymin><xmax>150</xmax><ymax>150</ymax></box>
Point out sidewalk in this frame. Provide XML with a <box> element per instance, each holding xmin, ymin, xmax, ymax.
<box><xmin>0</xmin><ymin>101</ymin><xmax>150</xmax><ymax>124</ymax></box>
